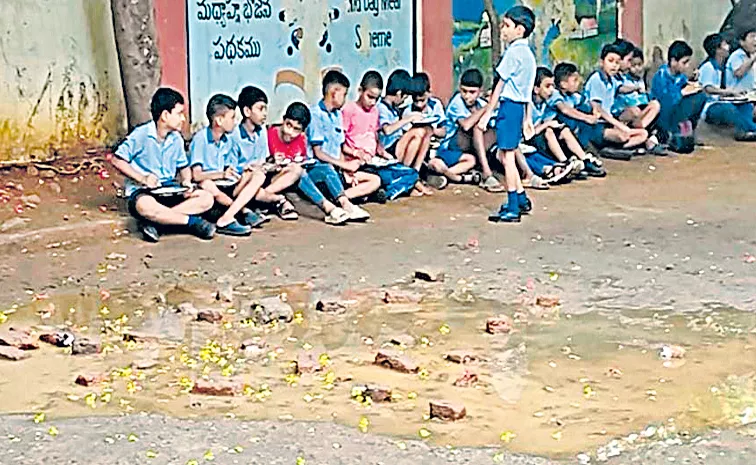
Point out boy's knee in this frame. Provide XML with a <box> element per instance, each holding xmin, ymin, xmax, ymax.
<box><xmin>285</xmin><ymin>164</ymin><xmax>304</xmax><ymax>177</ymax></box>
<box><xmin>135</xmin><ymin>195</ymin><xmax>160</xmax><ymax>219</ymax></box>
<box><xmin>199</xmin><ymin>179</ymin><xmax>218</xmax><ymax>192</ymax></box>
<box><xmin>649</xmin><ymin>100</ymin><xmax>661</xmax><ymax>111</ymax></box>
<box><xmin>194</xmin><ymin>190</ymin><xmax>215</xmax><ymax>211</ymax></box>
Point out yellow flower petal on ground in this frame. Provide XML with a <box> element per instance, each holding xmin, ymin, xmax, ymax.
<box><xmin>296</xmin><ymin>457</ymin><xmax>306</xmax><ymax>465</ymax></box>
<box><xmin>418</xmin><ymin>428</ymin><xmax>432</xmax><ymax>439</ymax></box>
<box><xmin>203</xmin><ymin>450</ymin><xmax>214</xmax><ymax>461</ymax></box>
<box><xmin>48</xmin><ymin>426</ymin><xmax>59</xmax><ymax>437</ymax></box>
<box><xmin>551</xmin><ymin>431</ymin><xmax>563</xmax><ymax>441</ymax></box>
<box><xmin>358</xmin><ymin>416</ymin><xmax>369</xmax><ymax>433</ymax></box>
<box><xmin>500</xmin><ymin>431</ymin><xmax>517</xmax><ymax>443</ymax></box>
<box><xmin>439</xmin><ymin>323</ymin><xmax>451</xmax><ymax>335</ymax></box>
<box><xmin>33</xmin><ymin>413</ymin><xmax>45</xmax><ymax>424</ymax></box>
<box><xmin>128</xmin><ymin>433</ymin><xmax>138</xmax><ymax>442</ymax></box>
<box><xmin>146</xmin><ymin>450</ymin><xmax>158</xmax><ymax>459</ymax></box>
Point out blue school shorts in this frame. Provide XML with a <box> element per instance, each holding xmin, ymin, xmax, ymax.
<box><xmin>495</xmin><ymin>99</ymin><xmax>526</xmax><ymax>151</ymax></box>
<box><xmin>435</xmin><ymin>148</ymin><xmax>464</xmax><ymax>166</ymax></box>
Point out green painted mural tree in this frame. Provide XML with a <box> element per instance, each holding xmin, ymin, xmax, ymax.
<box><xmin>110</xmin><ymin>0</ymin><xmax>162</xmax><ymax>129</ymax></box>
<box><xmin>483</xmin><ymin>0</ymin><xmax>501</xmax><ymax>66</ymax></box>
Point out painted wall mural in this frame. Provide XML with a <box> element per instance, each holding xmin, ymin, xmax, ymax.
<box><xmin>187</xmin><ymin>0</ymin><xmax>415</xmax><ymax>125</ymax></box>
<box><xmin>453</xmin><ymin>0</ymin><xmax>617</xmax><ymax>87</ymax></box>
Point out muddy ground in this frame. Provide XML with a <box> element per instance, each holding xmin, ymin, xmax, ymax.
<box><xmin>0</xmin><ymin>128</ymin><xmax>755</xmax><ymax>464</ymax></box>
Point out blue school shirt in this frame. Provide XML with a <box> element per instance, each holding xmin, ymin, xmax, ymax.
<box><xmin>699</xmin><ymin>59</ymin><xmax>723</xmax><ymax>119</ymax></box>
<box><xmin>496</xmin><ymin>38</ymin><xmax>537</xmax><ymax>103</ymax></box>
<box><xmin>378</xmin><ymin>99</ymin><xmax>403</xmax><ymax>149</ymax></box>
<box><xmin>549</xmin><ymin>90</ymin><xmax>588</xmax><ymax>112</ymax></box>
<box><xmin>724</xmin><ymin>48</ymin><xmax>755</xmax><ymax>93</ymax></box>
<box><xmin>307</xmin><ymin>100</ymin><xmax>345</xmax><ymax>160</ymax></box>
<box><xmin>114</xmin><ymin>121</ymin><xmax>188</xmax><ymax>197</ymax></box>
<box><xmin>584</xmin><ymin>71</ymin><xmax>619</xmax><ymax>114</ymax></box>
<box><xmin>531</xmin><ymin>96</ymin><xmax>557</xmax><ymax>125</ymax></box>
<box><xmin>613</xmin><ymin>73</ymin><xmax>649</xmax><ymax>113</ymax></box>
<box><xmin>230</xmin><ymin>123</ymin><xmax>269</xmax><ymax>172</ymax></box>
<box><xmin>189</xmin><ymin>126</ymin><xmax>235</xmax><ymax>173</ymax></box>
<box><xmin>401</xmin><ymin>97</ymin><xmax>446</xmax><ymax>125</ymax></box>
<box><xmin>440</xmin><ymin>93</ymin><xmax>486</xmax><ymax>150</ymax></box>
<box><xmin>650</xmin><ymin>64</ymin><xmax>688</xmax><ymax>110</ymax></box>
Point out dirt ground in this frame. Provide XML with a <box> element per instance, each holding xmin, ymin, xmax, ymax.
<box><xmin>0</xmin><ymin>128</ymin><xmax>755</xmax><ymax>464</ymax></box>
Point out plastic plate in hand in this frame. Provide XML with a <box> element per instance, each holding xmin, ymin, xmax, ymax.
<box><xmin>412</xmin><ymin>115</ymin><xmax>441</xmax><ymax>127</ymax></box>
<box><xmin>214</xmin><ymin>178</ymin><xmax>238</xmax><ymax>188</ymax></box>
<box><xmin>150</xmin><ymin>185</ymin><xmax>188</xmax><ymax>196</ymax></box>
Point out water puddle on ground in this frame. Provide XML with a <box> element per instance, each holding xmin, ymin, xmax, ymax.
<box><xmin>1</xmin><ymin>284</ymin><xmax>755</xmax><ymax>458</ymax></box>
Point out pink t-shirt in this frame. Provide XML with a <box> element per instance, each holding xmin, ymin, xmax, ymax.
<box><xmin>342</xmin><ymin>101</ymin><xmax>379</xmax><ymax>157</ymax></box>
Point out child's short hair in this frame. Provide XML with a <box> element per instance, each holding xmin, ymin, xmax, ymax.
<box><xmin>613</xmin><ymin>39</ymin><xmax>636</xmax><ymax>58</ymax></box>
<box><xmin>322</xmin><ymin>70</ymin><xmax>350</xmax><ymax>96</ymax></box>
<box><xmin>460</xmin><ymin>69</ymin><xmax>484</xmax><ymax>88</ymax></box>
<box><xmin>631</xmin><ymin>47</ymin><xmax>644</xmax><ymax>61</ymax></box>
<box><xmin>385</xmin><ymin>69</ymin><xmax>412</xmax><ymax>96</ymax></box>
<box><xmin>554</xmin><ymin>62</ymin><xmax>579</xmax><ymax>86</ymax></box>
<box><xmin>668</xmin><ymin>40</ymin><xmax>693</xmax><ymax>63</ymax></box>
<box><xmin>504</xmin><ymin>6</ymin><xmax>535</xmax><ymax>38</ymax></box>
<box><xmin>283</xmin><ymin>102</ymin><xmax>311</xmax><ymax>130</ymax></box>
<box><xmin>600</xmin><ymin>44</ymin><xmax>622</xmax><ymax>60</ymax></box>
<box><xmin>237</xmin><ymin>86</ymin><xmax>268</xmax><ymax>114</ymax></box>
<box><xmin>703</xmin><ymin>33</ymin><xmax>724</xmax><ymax>59</ymax></box>
<box><xmin>535</xmin><ymin>67</ymin><xmax>554</xmax><ymax>87</ymax></box>
<box><xmin>359</xmin><ymin>70</ymin><xmax>384</xmax><ymax>91</ymax></box>
<box><xmin>206</xmin><ymin>94</ymin><xmax>237</xmax><ymax>122</ymax></box>
<box><xmin>150</xmin><ymin>88</ymin><xmax>184</xmax><ymax>122</ymax></box>
<box><xmin>411</xmin><ymin>72</ymin><xmax>432</xmax><ymax>95</ymax></box>
<box><xmin>738</xmin><ymin>27</ymin><xmax>756</xmax><ymax>42</ymax></box>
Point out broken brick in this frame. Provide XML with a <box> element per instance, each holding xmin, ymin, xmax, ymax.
<box><xmin>39</xmin><ymin>331</ymin><xmax>75</xmax><ymax>348</ymax></box>
<box><xmin>486</xmin><ymin>316</ymin><xmax>514</xmax><ymax>335</ymax></box>
<box><xmin>75</xmin><ymin>374</ymin><xmax>105</xmax><ymax>387</ymax></box>
<box><xmin>453</xmin><ymin>371</ymin><xmax>479</xmax><ymax>387</ymax></box>
<box><xmin>354</xmin><ymin>384</ymin><xmax>392</xmax><ymax>402</ymax></box>
<box><xmin>414</xmin><ymin>268</ymin><xmax>445</xmax><ymax>282</ymax></box>
<box><xmin>295</xmin><ymin>352</ymin><xmax>321</xmax><ymax>374</ymax></box>
<box><xmin>536</xmin><ymin>296</ymin><xmax>561</xmax><ymax>307</ymax></box>
<box><xmin>197</xmin><ymin>309</ymin><xmax>223</xmax><ymax>323</ymax></box>
<box><xmin>374</xmin><ymin>349</ymin><xmax>419</xmax><ymax>373</ymax></box>
<box><xmin>389</xmin><ymin>334</ymin><xmax>416</xmax><ymax>348</ymax></box>
<box><xmin>0</xmin><ymin>346</ymin><xmax>30</xmax><ymax>361</ymax></box>
<box><xmin>0</xmin><ymin>329</ymin><xmax>39</xmax><ymax>350</ymax></box>
<box><xmin>430</xmin><ymin>400</ymin><xmax>466</xmax><ymax>421</ymax></box>
<box><xmin>190</xmin><ymin>379</ymin><xmax>241</xmax><ymax>396</ymax></box>
<box><xmin>71</xmin><ymin>337</ymin><xmax>101</xmax><ymax>355</ymax></box>
<box><xmin>315</xmin><ymin>300</ymin><xmax>349</xmax><ymax>315</ymax></box>
<box><xmin>444</xmin><ymin>350</ymin><xmax>476</xmax><ymax>364</ymax></box>
<box><xmin>382</xmin><ymin>290</ymin><xmax>423</xmax><ymax>304</ymax></box>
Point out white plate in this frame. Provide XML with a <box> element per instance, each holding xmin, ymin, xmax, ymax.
<box><xmin>214</xmin><ymin>178</ymin><xmax>238</xmax><ymax>187</ymax></box>
<box><xmin>150</xmin><ymin>185</ymin><xmax>188</xmax><ymax>196</ymax></box>
<box><xmin>367</xmin><ymin>157</ymin><xmax>399</xmax><ymax>168</ymax></box>
<box><xmin>412</xmin><ymin>115</ymin><xmax>441</xmax><ymax>126</ymax></box>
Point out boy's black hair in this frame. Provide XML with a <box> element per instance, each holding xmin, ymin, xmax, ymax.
<box><xmin>322</xmin><ymin>70</ymin><xmax>350</xmax><ymax>95</ymax></box>
<box><xmin>631</xmin><ymin>47</ymin><xmax>644</xmax><ymax>61</ymax></box>
<box><xmin>359</xmin><ymin>70</ymin><xmax>384</xmax><ymax>91</ymax></box>
<box><xmin>703</xmin><ymin>33</ymin><xmax>725</xmax><ymax>59</ymax></box>
<box><xmin>600</xmin><ymin>44</ymin><xmax>623</xmax><ymax>60</ymax></box>
<box><xmin>385</xmin><ymin>69</ymin><xmax>412</xmax><ymax>96</ymax></box>
<box><xmin>504</xmin><ymin>5</ymin><xmax>535</xmax><ymax>39</ymax></box>
<box><xmin>283</xmin><ymin>102</ymin><xmax>311</xmax><ymax>130</ymax></box>
<box><xmin>460</xmin><ymin>68</ymin><xmax>484</xmax><ymax>88</ymax></box>
<box><xmin>150</xmin><ymin>88</ymin><xmax>184</xmax><ymax>122</ymax></box>
<box><xmin>554</xmin><ymin>62</ymin><xmax>579</xmax><ymax>86</ymax></box>
<box><xmin>668</xmin><ymin>40</ymin><xmax>693</xmax><ymax>63</ymax></box>
<box><xmin>205</xmin><ymin>94</ymin><xmax>237</xmax><ymax>122</ymax></box>
<box><xmin>737</xmin><ymin>27</ymin><xmax>756</xmax><ymax>42</ymax></box>
<box><xmin>613</xmin><ymin>38</ymin><xmax>636</xmax><ymax>58</ymax></box>
<box><xmin>237</xmin><ymin>85</ymin><xmax>268</xmax><ymax>116</ymax></box>
<box><xmin>535</xmin><ymin>66</ymin><xmax>554</xmax><ymax>87</ymax></box>
<box><xmin>412</xmin><ymin>72</ymin><xmax>431</xmax><ymax>95</ymax></box>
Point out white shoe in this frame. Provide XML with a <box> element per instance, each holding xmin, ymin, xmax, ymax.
<box><xmin>325</xmin><ymin>207</ymin><xmax>349</xmax><ymax>225</ymax></box>
<box><xmin>346</xmin><ymin>205</ymin><xmax>371</xmax><ymax>222</ymax></box>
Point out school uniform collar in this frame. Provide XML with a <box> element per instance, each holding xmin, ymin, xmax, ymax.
<box><xmin>239</xmin><ymin>122</ymin><xmax>262</xmax><ymax>140</ymax></box>
<box><xmin>509</xmin><ymin>38</ymin><xmax>529</xmax><ymax>48</ymax></box>
<box><xmin>598</xmin><ymin>70</ymin><xmax>614</xmax><ymax>85</ymax></box>
<box><xmin>146</xmin><ymin>121</ymin><xmax>178</xmax><ymax>143</ymax></box>
<box><xmin>381</xmin><ymin>98</ymin><xmax>400</xmax><ymax>115</ymax></box>
<box><xmin>706</xmin><ymin>57</ymin><xmax>723</xmax><ymax>71</ymax></box>
<box><xmin>318</xmin><ymin>99</ymin><xmax>339</xmax><ymax>114</ymax></box>
<box><xmin>205</xmin><ymin>126</ymin><xmax>228</xmax><ymax>144</ymax></box>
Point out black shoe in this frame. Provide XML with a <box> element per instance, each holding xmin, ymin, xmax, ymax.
<box><xmin>216</xmin><ymin>220</ymin><xmax>252</xmax><ymax>236</ymax></box>
<box><xmin>734</xmin><ymin>131</ymin><xmax>756</xmax><ymax>142</ymax></box>
<box><xmin>519</xmin><ymin>197</ymin><xmax>532</xmax><ymax>214</ymax></box>
<box><xmin>647</xmin><ymin>144</ymin><xmax>668</xmax><ymax>156</ymax></box>
<box><xmin>488</xmin><ymin>208</ymin><xmax>521</xmax><ymax>223</ymax></box>
<box><xmin>187</xmin><ymin>218</ymin><xmax>216</xmax><ymax>240</ymax></box>
<box><xmin>370</xmin><ymin>188</ymin><xmax>388</xmax><ymax>204</ymax></box>
<box><xmin>426</xmin><ymin>174</ymin><xmax>448</xmax><ymax>190</ymax></box>
<box><xmin>140</xmin><ymin>223</ymin><xmax>160</xmax><ymax>243</ymax></box>
<box><xmin>242</xmin><ymin>210</ymin><xmax>270</xmax><ymax>228</ymax></box>
<box><xmin>584</xmin><ymin>159</ymin><xmax>607</xmax><ymax>177</ymax></box>
<box><xmin>599</xmin><ymin>147</ymin><xmax>633</xmax><ymax>161</ymax></box>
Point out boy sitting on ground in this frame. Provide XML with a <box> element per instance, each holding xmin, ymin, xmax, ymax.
<box><xmin>307</xmin><ymin>70</ymin><xmax>375</xmax><ymax>220</ymax></box>
<box><xmin>699</xmin><ymin>33</ymin><xmax>756</xmax><ymax>141</ymax></box>
<box><xmin>650</xmin><ymin>40</ymin><xmax>707</xmax><ymax>143</ymax></box>
<box><xmin>724</xmin><ymin>27</ymin><xmax>756</xmax><ymax>101</ymax></box>
<box><xmin>529</xmin><ymin>67</ymin><xmax>606</xmax><ymax>178</ymax></box>
<box><xmin>112</xmin><ymin>88</ymin><xmax>215</xmax><ymax>243</ymax></box>
<box><xmin>268</xmin><ymin>102</ymin><xmax>350</xmax><ymax>225</ymax></box>
<box><xmin>342</xmin><ymin>70</ymin><xmax>419</xmax><ymax>200</ymax></box>
<box><xmin>612</xmin><ymin>40</ymin><xmax>662</xmax><ymax>143</ymax></box>
<box><xmin>378</xmin><ymin>70</ymin><xmax>434</xmax><ymax>196</ymax></box>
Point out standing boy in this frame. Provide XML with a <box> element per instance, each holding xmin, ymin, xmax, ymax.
<box><xmin>307</xmin><ymin>70</ymin><xmax>375</xmax><ymax>220</ymax></box>
<box><xmin>112</xmin><ymin>88</ymin><xmax>215</xmax><ymax>242</ymax></box>
<box><xmin>268</xmin><ymin>102</ymin><xmax>350</xmax><ymax>225</ymax></box>
<box><xmin>650</xmin><ymin>40</ymin><xmax>707</xmax><ymax>141</ymax></box>
<box><xmin>700</xmin><ymin>33</ymin><xmax>756</xmax><ymax>140</ymax></box>
<box><xmin>478</xmin><ymin>6</ymin><xmax>537</xmax><ymax>223</ymax></box>
<box><xmin>378</xmin><ymin>70</ymin><xmax>433</xmax><ymax>196</ymax></box>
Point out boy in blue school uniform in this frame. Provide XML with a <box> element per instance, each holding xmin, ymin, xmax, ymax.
<box><xmin>650</xmin><ymin>40</ymin><xmax>707</xmax><ymax>141</ymax></box>
<box><xmin>478</xmin><ymin>5</ymin><xmax>537</xmax><ymax>223</ymax></box>
<box><xmin>112</xmin><ymin>88</ymin><xmax>215</xmax><ymax>243</ymax></box>
<box><xmin>528</xmin><ymin>67</ymin><xmax>606</xmax><ymax>178</ymax></box>
<box><xmin>612</xmin><ymin>40</ymin><xmax>661</xmax><ymax>133</ymax></box>
<box><xmin>724</xmin><ymin>28</ymin><xmax>756</xmax><ymax>96</ymax></box>
<box><xmin>189</xmin><ymin>94</ymin><xmax>268</xmax><ymax>236</ymax></box>
<box><xmin>307</xmin><ymin>70</ymin><xmax>377</xmax><ymax>221</ymax></box>
<box><xmin>700</xmin><ymin>33</ymin><xmax>756</xmax><ymax>141</ymax></box>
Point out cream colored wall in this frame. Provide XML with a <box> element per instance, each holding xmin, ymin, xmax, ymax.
<box><xmin>0</xmin><ymin>0</ymin><xmax>126</xmax><ymax>162</ymax></box>
<box><xmin>643</xmin><ymin>0</ymin><xmax>732</xmax><ymax>62</ymax></box>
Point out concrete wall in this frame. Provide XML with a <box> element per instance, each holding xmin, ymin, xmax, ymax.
<box><xmin>643</xmin><ymin>0</ymin><xmax>731</xmax><ymax>62</ymax></box>
<box><xmin>0</xmin><ymin>0</ymin><xmax>126</xmax><ymax>162</ymax></box>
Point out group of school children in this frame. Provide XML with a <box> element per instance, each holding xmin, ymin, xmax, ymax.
<box><xmin>112</xmin><ymin>5</ymin><xmax>756</xmax><ymax>241</ymax></box>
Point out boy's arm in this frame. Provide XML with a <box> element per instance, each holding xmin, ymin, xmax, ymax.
<box><xmin>381</xmin><ymin>114</ymin><xmax>422</xmax><ymax>136</ymax></box>
<box><xmin>733</xmin><ymin>53</ymin><xmax>756</xmax><ymax>79</ymax></box>
<box><xmin>312</xmin><ymin>144</ymin><xmax>359</xmax><ymax>171</ymax></box>
<box><xmin>177</xmin><ymin>167</ymin><xmax>193</xmax><ymax>186</ymax></box>
<box><xmin>477</xmin><ymin>80</ymin><xmax>505</xmax><ymax>130</ymax></box>
<box><xmin>591</xmin><ymin>101</ymin><xmax>630</xmax><ymax>131</ymax></box>
<box><xmin>457</xmin><ymin>106</ymin><xmax>487</xmax><ymax>132</ymax></box>
<box><xmin>191</xmin><ymin>165</ymin><xmax>226</xmax><ymax>182</ymax></box>
<box><xmin>554</xmin><ymin>101</ymin><xmax>598</xmax><ymax>124</ymax></box>
<box><xmin>111</xmin><ymin>157</ymin><xmax>158</xmax><ymax>188</ymax></box>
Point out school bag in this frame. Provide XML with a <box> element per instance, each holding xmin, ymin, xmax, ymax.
<box><xmin>667</xmin><ymin>120</ymin><xmax>695</xmax><ymax>154</ymax></box>
<box><xmin>368</xmin><ymin>163</ymin><xmax>419</xmax><ymax>200</ymax></box>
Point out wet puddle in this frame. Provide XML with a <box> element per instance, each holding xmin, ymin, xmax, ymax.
<box><xmin>1</xmin><ymin>284</ymin><xmax>755</xmax><ymax>458</ymax></box>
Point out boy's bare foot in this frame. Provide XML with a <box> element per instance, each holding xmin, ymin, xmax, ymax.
<box><xmin>415</xmin><ymin>182</ymin><xmax>434</xmax><ymax>196</ymax></box>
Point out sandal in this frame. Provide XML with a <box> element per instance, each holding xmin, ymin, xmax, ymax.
<box><xmin>543</xmin><ymin>162</ymin><xmax>574</xmax><ymax>185</ymax></box>
<box><xmin>276</xmin><ymin>199</ymin><xmax>299</xmax><ymax>221</ymax></box>
<box><xmin>525</xmin><ymin>175</ymin><xmax>551</xmax><ymax>190</ymax></box>
<box><xmin>480</xmin><ymin>175</ymin><xmax>505</xmax><ymax>192</ymax></box>
<box><xmin>459</xmin><ymin>171</ymin><xmax>482</xmax><ymax>185</ymax></box>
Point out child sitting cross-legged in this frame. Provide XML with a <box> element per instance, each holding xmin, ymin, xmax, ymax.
<box><xmin>342</xmin><ymin>70</ymin><xmax>419</xmax><ymax>201</ymax></box>
<box><xmin>529</xmin><ymin>66</ymin><xmax>606</xmax><ymax>179</ymax></box>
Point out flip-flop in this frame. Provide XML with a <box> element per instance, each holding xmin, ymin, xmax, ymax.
<box><xmin>276</xmin><ymin>199</ymin><xmax>299</xmax><ymax>221</ymax></box>
<box><xmin>525</xmin><ymin>175</ymin><xmax>551</xmax><ymax>190</ymax></box>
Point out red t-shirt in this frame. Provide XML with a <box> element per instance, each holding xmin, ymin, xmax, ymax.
<box><xmin>267</xmin><ymin>126</ymin><xmax>307</xmax><ymax>163</ymax></box>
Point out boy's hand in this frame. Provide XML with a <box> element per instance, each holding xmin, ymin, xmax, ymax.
<box><xmin>522</xmin><ymin>121</ymin><xmax>536</xmax><ymax>141</ymax></box>
<box><xmin>224</xmin><ymin>167</ymin><xmax>241</xmax><ymax>181</ymax></box>
<box><xmin>477</xmin><ymin>112</ymin><xmax>492</xmax><ymax>131</ymax></box>
<box><xmin>142</xmin><ymin>173</ymin><xmax>160</xmax><ymax>188</ymax></box>
<box><xmin>342</xmin><ymin>159</ymin><xmax>362</xmax><ymax>173</ymax></box>
<box><xmin>546</xmin><ymin>120</ymin><xmax>563</xmax><ymax>129</ymax></box>
<box><xmin>407</xmin><ymin>112</ymin><xmax>424</xmax><ymax>123</ymax></box>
